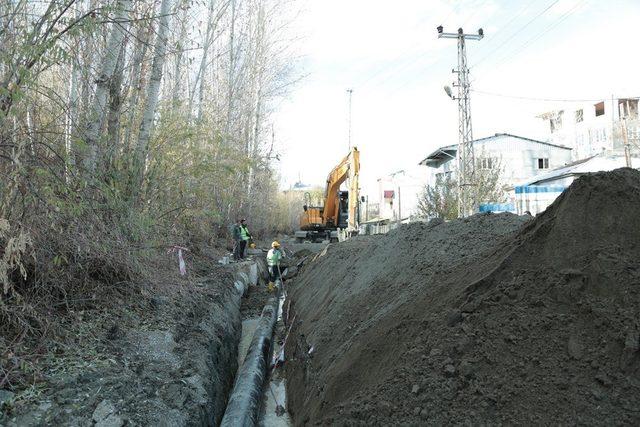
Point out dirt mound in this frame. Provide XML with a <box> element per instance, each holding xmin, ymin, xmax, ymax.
<box><xmin>285</xmin><ymin>168</ymin><xmax>640</xmax><ymax>425</ymax></box>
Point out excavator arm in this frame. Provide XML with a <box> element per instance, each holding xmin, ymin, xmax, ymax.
<box><xmin>323</xmin><ymin>147</ymin><xmax>360</xmax><ymax>230</ymax></box>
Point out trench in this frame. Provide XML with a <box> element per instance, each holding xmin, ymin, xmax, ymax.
<box><xmin>221</xmin><ymin>256</ymin><xmax>292</xmax><ymax>427</ymax></box>
<box><xmin>221</xmin><ymin>242</ymin><xmax>327</xmax><ymax>426</ymax></box>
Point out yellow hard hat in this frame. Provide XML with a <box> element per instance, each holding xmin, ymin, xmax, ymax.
<box><xmin>272</xmin><ymin>241</ymin><xmax>280</xmax><ymax>248</ymax></box>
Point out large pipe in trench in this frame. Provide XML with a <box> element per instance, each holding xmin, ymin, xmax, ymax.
<box><xmin>220</xmin><ymin>291</ymin><xmax>279</xmax><ymax>426</ymax></box>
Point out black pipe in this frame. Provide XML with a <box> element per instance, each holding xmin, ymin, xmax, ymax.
<box><xmin>220</xmin><ymin>295</ymin><xmax>279</xmax><ymax>427</ymax></box>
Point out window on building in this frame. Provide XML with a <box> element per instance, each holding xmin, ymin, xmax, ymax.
<box><xmin>550</xmin><ymin>110</ymin><xmax>564</xmax><ymax>133</ymax></box>
<box><xmin>537</xmin><ymin>158</ymin><xmax>549</xmax><ymax>169</ymax></box>
<box><xmin>575</xmin><ymin>109</ymin><xmax>583</xmax><ymax>123</ymax></box>
<box><xmin>478</xmin><ymin>157</ymin><xmax>494</xmax><ymax>170</ymax></box>
<box><xmin>594</xmin><ymin>101</ymin><xmax>605</xmax><ymax>117</ymax></box>
<box><xmin>618</xmin><ymin>98</ymin><xmax>639</xmax><ymax>119</ymax></box>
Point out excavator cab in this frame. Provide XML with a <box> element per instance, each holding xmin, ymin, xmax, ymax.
<box><xmin>336</xmin><ymin>191</ymin><xmax>349</xmax><ymax>229</ymax></box>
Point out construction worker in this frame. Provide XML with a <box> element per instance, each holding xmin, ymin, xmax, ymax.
<box><xmin>231</xmin><ymin>219</ymin><xmax>243</xmax><ymax>261</ymax></box>
<box><xmin>266</xmin><ymin>241</ymin><xmax>283</xmax><ymax>292</ymax></box>
<box><xmin>239</xmin><ymin>219</ymin><xmax>252</xmax><ymax>259</ymax></box>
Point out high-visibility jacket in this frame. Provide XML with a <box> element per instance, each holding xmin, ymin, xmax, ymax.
<box><xmin>240</xmin><ymin>225</ymin><xmax>251</xmax><ymax>241</ymax></box>
<box><xmin>266</xmin><ymin>248</ymin><xmax>282</xmax><ymax>267</ymax></box>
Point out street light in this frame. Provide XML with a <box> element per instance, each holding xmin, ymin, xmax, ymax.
<box><xmin>444</xmin><ymin>85</ymin><xmax>453</xmax><ymax>99</ymax></box>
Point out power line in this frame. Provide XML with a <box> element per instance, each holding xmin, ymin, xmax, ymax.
<box><xmin>468</xmin><ymin>0</ymin><xmax>537</xmax><ymax>61</ymax></box>
<box><xmin>495</xmin><ymin>0</ymin><xmax>587</xmax><ymax>66</ymax></box>
<box><xmin>355</xmin><ymin>3</ymin><xmax>492</xmax><ymax>93</ymax></box>
<box><xmin>471</xmin><ymin>0</ymin><xmax>560</xmax><ymax>68</ymax></box>
<box><xmin>353</xmin><ymin>4</ymin><xmax>448</xmax><ymax>90</ymax></box>
<box><xmin>474</xmin><ymin>0</ymin><xmax>587</xmax><ymax>83</ymax></box>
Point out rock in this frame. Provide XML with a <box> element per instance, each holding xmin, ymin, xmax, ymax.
<box><xmin>455</xmin><ymin>336</ymin><xmax>473</xmax><ymax>354</ymax></box>
<box><xmin>427</xmin><ymin>218</ymin><xmax>444</xmax><ymax>228</ymax></box>
<box><xmin>377</xmin><ymin>400</ymin><xmax>392</xmax><ymax>416</ymax></box>
<box><xmin>0</xmin><ymin>390</ymin><xmax>14</xmax><ymax>407</ymax></box>
<box><xmin>624</xmin><ymin>329</ymin><xmax>639</xmax><ymax>352</ymax></box>
<box><xmin>446</xmin><ymin>310</ymin><xmax>463</xmax><ymax>327</ymax></box>
<box><xmin>420</xmin><ymin>408</ymin><xmax>429</xmax><ymax>418</ymax></box>
<box><xmin>411</xmin><ymin>384</ymin><xmax>420</xmax><ymax>394</ymax></box>
<box><xmin>621</xmin><ymin>329</ymin><xmax>640</xmax><ymax>370</ymax></box>
<box><xmin>92</xmin><ymin>400</ymin><xmax>123</xmax><ymax>427</ymax></box>
<box><xmin>429</xmin><ymin>348</ymin><xmax>442</xmax><ymax>357</ymax></box>
<box><xmin>459</xmin><ymin>360</ymin><xmax>475</xmax><ymax>378</ymax></box>
<box><xmin>444</xmin><ymin>364</ymin><xmax>456</xmax><ymax>376</ymax></box>
<box><xmin>595</xmin><ymin>373</ymin><xmax>612</xmax><ymax>387</ymax></box>
<box><xmin>413</xmin><ymin>406</ymin><xmax>421</xmax><ymax>416</ymax></box>
<box><xmin>567</xmin><ymin>335</ymin><xmax>584</xmax><ymax>360</ymax></box>
<box><xmin>591</xmin><ymin>388</ymin><xmax>604</xmax><ymax>401</ymax></box>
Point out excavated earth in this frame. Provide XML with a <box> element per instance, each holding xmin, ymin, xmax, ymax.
<box><xmin>285</xmin><ymin>168</ymin><xmax>640</xmax><ymax>425</ymax></box>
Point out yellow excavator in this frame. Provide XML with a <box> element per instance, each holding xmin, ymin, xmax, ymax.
<box><xmin>295</xmin><ymin>147</ymin><xmax>360</xmax><ymax>243</ymax></box>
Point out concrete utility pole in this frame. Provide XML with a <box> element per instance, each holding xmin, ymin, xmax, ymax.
<box><xmin>347</xmin><ymin>88</ymin><xmax>353</xmax><ymax>150</ymax></box>
<box><xmin>438</xmin><ymin>26</ymin><xmax>483</xmax><ymax>218</ymax></box>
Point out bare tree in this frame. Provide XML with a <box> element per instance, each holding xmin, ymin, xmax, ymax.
<box><xmin>84</xmin><ymin>0</ymin><xmax>131</xmax><ymax>173</ymax></box>
<box><xmin>133</xmin><ymin>0</ymin><xmax>173</xmax><ymax>195</ymax></box>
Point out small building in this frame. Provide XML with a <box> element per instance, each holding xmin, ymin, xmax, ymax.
<box><xmin>375</xmin><ymin>166</ymin><xmax>428</xmax><ymax>221</ymax></box>
<box><xmin>537</xmin><ymin>97</ymin><xmax>640</xmax><ymax>161</ymax></box>
<box><xmin>419</xmin><ymin>133</ymin><xmax>573</xmax><ymax>211</ymax></box>
<box><xmin>513</xmin><ymin>154</ymin><xmax>640</xmax><ymax>215</ymax></box>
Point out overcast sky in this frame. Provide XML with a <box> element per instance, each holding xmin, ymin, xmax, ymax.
<box><xmin>272</xmin><ymin>0</ymin><xmax>640</xmax><ymax>195</ymax></box>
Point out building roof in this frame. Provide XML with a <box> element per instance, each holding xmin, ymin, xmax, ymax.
<box><xmin>516</xmin><ymin>153</ymin><xmax>640</xmax><ymax>186</ymax></box>
<box><xmin>418</xmin><ymin>133</ymin><xmax>571</xmax><ymax>168</ymax></box>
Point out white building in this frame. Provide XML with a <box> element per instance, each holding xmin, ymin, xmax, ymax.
<box><xmin>418</xmin><ymin>133</ymin><xmax>573</xmax><ymax>211</ymax></box>
<box><xmin>538</xmin><ymin>97</ymin><xmax>640</xmax><ymax>161</ymax></box>
<box><xmin>374</xmin><ymin>167</ymin><xmax>429</xmax><ymax>221</ymax></box>
<box><xmin>513</xmin><ymin>154</ymin><xmax>640</xmax><ymax>215</ymax></box>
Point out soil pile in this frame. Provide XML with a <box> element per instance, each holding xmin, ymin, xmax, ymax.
<box><xmin>285</xmin><ymin>168</ymin><xmax>640</xmax><ymax>425</ymax></box>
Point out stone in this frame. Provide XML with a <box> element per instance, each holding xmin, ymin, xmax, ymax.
<box><xmin>377</xmin><ymin>400</ymin><xmax>392</xmax><ymax>416</ymax></box>
<box><xmin>446</xmin><ymin>310</ymin><xmax>463</xmax><ymax>327</ymax></box>
<box><xmin>411</xmin><ymin>384</ymin><xmax>420</xmax><ymax>394</ymax></box>
<box><xmin>624</xmin><ymin>330</ymin><xmax>639</xmax><ymax>352</ymax></box>
<box><xmin>413</xmin><ymin>406</ymin><xmax>421</xmax><ymax>416</ymax></box>
<box><xmin>420</xmin><ymin>408</ymin><xmax>429</xmax><ymax>418</ymax></box>
<box><xmin>429</xmin><ymin>348</ymin><xmax>442</xmax><ymax>357</ymax></box>
<box><xmin>444</xmin><ymin>364</ymin><xmax>456</xmax><ymax>376</ymax></box>
<box><xmin>595</xmin><ymin>373</ymin><xmax>612</xmax><ymax>387</ymax></box>
<box><xmin>455</xmin><ymin>336</ymin><xmax>473</xmax><ymax>354</ymax></box>
<box><xmin>92</xmin><ymin>400</ymin><xmax>124</xmax><ymax>427</ymax></box>
<box><xmin>459</xmin><ymin>360</ymin><xmax>475</xmax><ymax>378</ymax></box>
<box><xmin>0</xmin><ymin>390</ymin><xmax>14</xmax><ymax>407</ymax></box>
<box><xmin>567</xmin><ymin>335</ymin><xmax>584</xmax><ymax>360</ymax></box>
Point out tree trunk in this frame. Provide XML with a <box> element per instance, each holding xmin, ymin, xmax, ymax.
<box><xmin>105</xmin><ymin>41</ymin><xmax>127</xmax><ymax>173</ymax></box>
<box><xmin>83</xmin><ymin>0</ymin><xmax>130</xmax><ymax>175</ymax></box>
<box><xmin>172</xmin><ymin>0</ymin><xmax>190</xmax><ymax>109</ymax></box>
<box><xmin>123</xmin><ymin>19</ymin><xmax>151</xmax><ymax>153</ymax></box>
<box><xmin>133</xmin><ymin>0</ymin><xmax>173</xmax><ymax>197</ymax></box>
